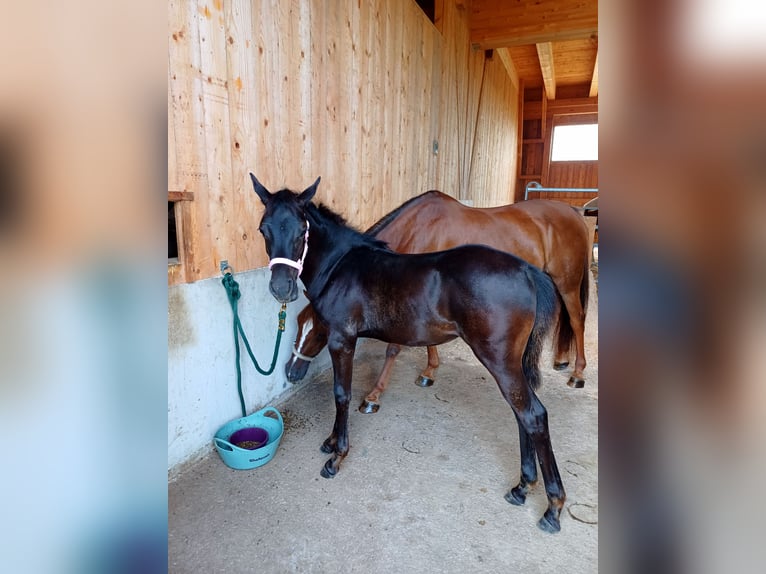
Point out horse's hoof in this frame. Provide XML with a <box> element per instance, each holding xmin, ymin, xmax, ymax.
<box><xmin>320</xmin><ymin>441</ymin><xmax>335</xmax><ymax>454</ymax></box>
<box><xmin>537</xmin><ymin>512</ymin><xmax>561</xmax><ymax>534</ymax></box>
<box><xmin>320</xmin><ymin>461</ymin><xmax>336</xmax><ymax>479</ymax></box>
<box><xmin>359</xmin><ymin>400</ymin><xmax>380</xmax><ymax>414</ymax></box>
<box><xmin>553</xmin><ymin>361</ymin><xmax>569</xmax><ymax>371</ymax></box>
<box><xmin>504</xmin><ymin>487</ymin><xmax>527</xmax><ymax>506</ymax></box>
<box><xmin>567</xmin><ymin>376</ymin><xmax>585</xmax><ymax>389</ymax></box>
<box><xmin>415</xmin><ymin>375</ymin><xmax>434</xmax><ymax>387</ymax></box>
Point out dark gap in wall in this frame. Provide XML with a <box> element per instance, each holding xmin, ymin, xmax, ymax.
<box><xmin>415</xmin><ymin>0</ymin><xmax>435</xmax><ymax>23</ymax></box>
<box><xmin>168</xmin><ymin>202</ymin><xmax>178</xmax><ymax>260</ymax></box>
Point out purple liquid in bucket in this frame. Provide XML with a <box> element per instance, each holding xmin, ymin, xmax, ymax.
<box><xmin>229</xmin><ymin>427</ymin><xmax>269</xmax><ymax>450</ymax></box>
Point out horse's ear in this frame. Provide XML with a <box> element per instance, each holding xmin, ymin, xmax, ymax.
<box><xmin>250</xmin><ymin>173</ymin><xmax>272</xmax><ymax>205</ymax></box>
<box><xmin>298</xmin><ymin>177</ymin><xmax>321</xmax><ymax>205</ymax></box>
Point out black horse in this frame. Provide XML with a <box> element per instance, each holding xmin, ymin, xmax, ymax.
<box><xmin>250</xmin><ymin>174</ymin><xmax>566</xmax><ymax>533</ymax></box>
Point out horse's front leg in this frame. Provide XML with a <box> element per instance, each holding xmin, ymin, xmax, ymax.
<box><xmin>320</xmin><ymin>335</ymin><xmax>356</xmax><ymax>478</ymax></box>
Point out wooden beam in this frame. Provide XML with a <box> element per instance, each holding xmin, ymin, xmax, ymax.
<box><xmin>470</xmin><ymin>0</ymin><xmax>598</xmax><ymax>49</ymax></box>
<box><xmin>547</xmin><ymin>97</ymin><xmax>598</xmax><ymax>115</ymax></box>
<box><xmin>168</xmin><ymin>190</ymin><xmax>195</xmax><ymax>202</ymax></box>
<box><xmin>589</xmin><ymin>52</ymin><xmax>599</xmax><ymax>97</ymax></box>
<box><xmin>496</xmin><ymin>48</ymin><xmax>519</xmax><ymax>90</ymax></box>
<box><xmin>536</xmin><ymin>42</ymin><xmax>556</xmax><ymax>100</ymax></box>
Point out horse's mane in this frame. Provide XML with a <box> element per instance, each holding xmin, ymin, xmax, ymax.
<box><xmin>310</xmin><ymin>201</ymin><xmax>390</xmax><ymax>251</ymax></box>
<box><xmin>365</xmin><ymin>190</ymin><xmax>447</xmax><ymax>236</ymax></box>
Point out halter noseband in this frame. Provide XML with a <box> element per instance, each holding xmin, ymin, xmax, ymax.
<box><xmin>291</xmin><ymin>346</ymin><xmax>315</xmax><ymax>362</ymax></box>
<box><xmin>268</xmin><ymin>220</ymin><xmax>310</xmax><ymax>276</ymax></box>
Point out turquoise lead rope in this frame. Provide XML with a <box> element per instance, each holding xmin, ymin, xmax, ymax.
<box><xmin>222</xmin><ymin>270</ymin><xmax>287</xmax><ymax>418</ymax></box>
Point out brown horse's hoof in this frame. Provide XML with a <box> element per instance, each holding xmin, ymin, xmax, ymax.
<box><xmin>415</xmin><ymin>375</ymin><xmax>434</xmax><ymax>387</ymax></box>
<box><xmin>553</xmin><ymin>361</ymin><xmax>570</xmax><ymax>371</ymax></box>
<box><xmin>567</xmin><ymin>376</ymin><xmax>585</xmax><ymax>389</ymax></box>
<box><xmin>359</xmin><ymin>400</ymin><xmax>380</xmax><ymax>414</ymax></box>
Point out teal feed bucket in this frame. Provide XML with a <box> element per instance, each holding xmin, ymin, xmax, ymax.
<box><xmin>214</xmin><ymin>406</ymin><xmax>284</xmax><ymax>470</ymax></box>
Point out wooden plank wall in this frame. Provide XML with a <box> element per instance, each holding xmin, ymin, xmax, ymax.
<box><xmin>547</xmin><ymin>161</ymin><xmax>598</xmax><ymax>190</ymax></box>
<box><xmin>467</xmin><ymin>53</ymin><xmax>518</xmax><ymax>206</ymax></box>
<box><xmin>169</xmin><ymin>0</ymin><xmax>519</xmax><ymax>284</ymax></box>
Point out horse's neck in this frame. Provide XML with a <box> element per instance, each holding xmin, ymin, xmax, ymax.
<box><xmin>301</xmin><ymin>209</ymin><xmax>355</xmax><ymax>300</ymax></box>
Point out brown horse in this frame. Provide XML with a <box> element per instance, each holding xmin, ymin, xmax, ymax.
<box><xmin>285</xmin><ymin>190</ymin><xmax>591</xmax><ymax>413</ymax></box>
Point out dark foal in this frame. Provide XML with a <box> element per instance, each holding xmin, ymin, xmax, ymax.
<box><xmin>251</xmin><ymin>175</ymin><xmax>566</xmax><ymax>532</ymax></box>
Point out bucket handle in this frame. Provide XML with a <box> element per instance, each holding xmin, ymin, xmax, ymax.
<box><xmin>214</xmin><ymin>438</ymin><xmax>234</xmax><ymax>451</ymax></box>
<box><xmin>251</xmin><ymin>407</ymin><xmax>284</xmax><ymax>424</ymax></box>
<box><xmin>253</xmin><ymin>406</ymin><xmax>283</xmax><ymax>427</ymax></box>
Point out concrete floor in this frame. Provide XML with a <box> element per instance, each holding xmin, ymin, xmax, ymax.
<box><xmin>169</xmin><ymin>277</ymin><xmax>598</xmax><ymax>573</ymax></box>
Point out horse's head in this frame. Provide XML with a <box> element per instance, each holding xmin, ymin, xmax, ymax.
<box><xmin>250</xmin><ymin>174</ymin><xmax>320</xmax><ymax>303</ymax></box>
<box><xmin>284</xmin><ymin>302</ymin><xmax>328</xmax><ymax>382</ymax></box>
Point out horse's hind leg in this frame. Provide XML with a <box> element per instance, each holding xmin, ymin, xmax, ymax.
<box><xmin>469</xmin><ymin>335</ymin><xmax>566</xmax><ymax>532</ymax></box>
<box><xmin>553</xmin><ymin>306</ymin><xmax>572</xmax><ymax>371</ymax></box>
<box><xmin>550</xmin><ymin>272</ymin><xmax>587</xmax><ymax>387</ymax></box>
<box><xmin>415</xmin><ymin>345</ymin><xmax>440</xmax><ymax>387</ymax></box>
<box><xmin>504</xmin><ymin>413</ymin><xmax>538</xmax><ymax>506</ymax></box>
<box><xmin>494</xmin><ymin>377</ymin><xmax>565</xmax><ymax>530</ymax></box>
<box><xmin>511</xmin><ymin>387</ymin><xmax>565</xmax><ymax>532</ymax></box>
<box><xmin>559</xmin><ymin>289</ymin><xmax>587</xmax><ymax>388</ymax></box>
<box><xmin>360</xmin><ymin>343</ymin><xmax>401</xmax><ymax>414</ymax></box>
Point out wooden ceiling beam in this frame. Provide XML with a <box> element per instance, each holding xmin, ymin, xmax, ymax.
<box><xmin>589</xmin><ymin>52</ymin><xmax>599</xmax><ymax>97</ymax></box>
<box><xmin>470</xmin><ymin>0</ymin><xmax>598</xmax><ymax>49</ymax></box>
<box><xmin>496</xmin><ymin>48</ymin><xmax>519</xmax><ymax>90</ymax></box>
<box><xmin>536</xmin><ymin>42</ymin><xmax>556</xmax><ymax>100</ymax></box>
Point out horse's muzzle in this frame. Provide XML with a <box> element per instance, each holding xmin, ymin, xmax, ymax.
<box><xmin>285</xmin><ymin>356</ymin><xmax>309</xmax><ymax>382</ymax></box>
<box><xmin>268</xmin><ymin>277</ymin><xmax>298</xmax><ymax>303</ymax></box>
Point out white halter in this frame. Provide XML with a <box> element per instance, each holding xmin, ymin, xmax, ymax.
<box><xmin>268</xmin><ymin>220</ymin><xmax>310</xmax><ymax>276</ymax></box>
<box><xmin>291</xmin><ymin>347</ymin><xmax>315</xmax><ymax>362</ymax></box>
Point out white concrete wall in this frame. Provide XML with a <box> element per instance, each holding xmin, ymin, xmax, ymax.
<box><xmin>168</xmin><ymin>269</ymin><xmax>330</xmax><ymax>475</ymax></box>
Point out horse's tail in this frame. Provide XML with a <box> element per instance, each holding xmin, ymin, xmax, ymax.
<box><xmin>553</xmin><ymin>252</ymin><xmax>590</xmax><ymax>361</ymax></box>
<box><xmin>523</xmin><ymin>268</ymin><xmax>559</xmax><ymax>391</ymax></box>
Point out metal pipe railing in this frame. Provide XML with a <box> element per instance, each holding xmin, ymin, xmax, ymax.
<box><xmin>524</xmin><ymin>181</ymin><xmax>598</xmax><ymax>202</ymax></box>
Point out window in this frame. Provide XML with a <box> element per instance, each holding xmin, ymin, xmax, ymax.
<box><xmin>551</xmin><ymin>123</ymin><xmax>598</xmax><ymax>161</ymax></box>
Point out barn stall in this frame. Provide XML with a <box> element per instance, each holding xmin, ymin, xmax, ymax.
<box><xmin>169</xmin><ymin>1</ymin><xmax>598</xmax><ymax>570</ymax></box>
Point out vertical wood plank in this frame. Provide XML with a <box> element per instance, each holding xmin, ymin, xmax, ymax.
<box><xmin>169</xmin><ymin>0</ymin><xmax>210</xmax><ymax>283</ymax></box>
<box><xmin>223</xmin><ymin>0</ymin><xmax>264</xmax><ymax>270</ymax></box>
<box><xmin>310</xmin><ymin>2</ymin><xmax>328</xmax><ymax>205</ymax></box>
<box><xmin>168</xmin><ymin>60</ymin><xmax>180</xmax><ymax>194</ymax></box>
<box><xmin>197</xmin><ymin>0</ymin><xmax>233</xmax><ymax>278</ymax></box>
